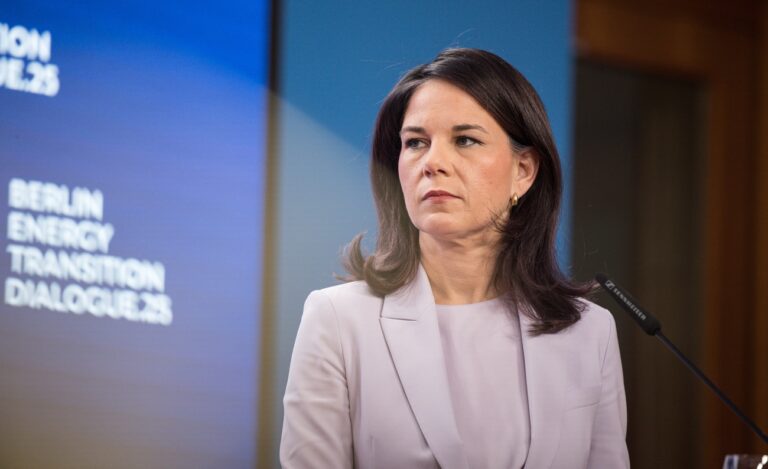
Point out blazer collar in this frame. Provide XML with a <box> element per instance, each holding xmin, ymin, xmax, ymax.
<box><xmin>380</xmin><ymin>265</ymin><xmax>566</xmax><ymax>469</ymax></box>
<box><xmin>380</xmin><ymin>265</ymin><xmax>470</xmax><ymax>469</ymax></box>
<box><xmin>518</xmin><ymin>311</ymin><xmax>566</xmax><ymax>468</ymax></box>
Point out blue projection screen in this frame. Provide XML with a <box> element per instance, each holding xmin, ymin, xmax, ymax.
<box><xmin>0</xmin><ymin>2</ymin><xmax>269</xmax><ymax>467</ymax></box>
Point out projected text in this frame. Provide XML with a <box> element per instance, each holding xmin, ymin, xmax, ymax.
<box><xmin>0</xmin><ymin>22</ymin><xmax>60</xmax><ymax>97</ymax></box>
<box><xmin>3</xmin><ymin>178</ymin><xmax>173</xmax><ymax>325</ymax></box>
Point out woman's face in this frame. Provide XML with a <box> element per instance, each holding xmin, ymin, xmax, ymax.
<box><xmin>398</xmin><ymin>79</ymin><xmax>538</xmax><ymax>242</ymax></box>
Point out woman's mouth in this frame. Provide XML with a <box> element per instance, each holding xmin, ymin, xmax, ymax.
<box><xmin>422</xmin><ymin>190</ymin><xmax>459</xmax><ymax>201</ymax></box>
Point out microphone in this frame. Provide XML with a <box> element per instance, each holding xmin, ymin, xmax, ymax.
<box><xmin>595</xmin><ymin>273</ymin><xmax>768</xmax><ymax>445</ymax></box>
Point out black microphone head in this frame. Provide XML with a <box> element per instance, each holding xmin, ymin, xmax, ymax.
<box><xmin>595</xmin><ymin>273</ymin><xmax>661</xmax><ymax>335</ymax></box>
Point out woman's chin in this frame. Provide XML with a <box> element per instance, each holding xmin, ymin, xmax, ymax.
<box><xmin>416</xmin><ymin>221</ymin><xmax>462</xmax><ymax>237</ymax></box>
<box><xmin>417</xmin><ymin>224</ymin><xmax>493</xmax><ymax>243</ymax></box>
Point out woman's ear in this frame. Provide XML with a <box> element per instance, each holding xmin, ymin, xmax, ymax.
<box><xmin>512</xmin><ymin>147</ymin><xmax>540</xmax><ymax>197</ymax></box>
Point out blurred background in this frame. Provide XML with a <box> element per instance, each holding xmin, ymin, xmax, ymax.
<box><xmin>1</xmin><ymin>0</ymin><xmax>766</xmax><ymax>468</ymax></box>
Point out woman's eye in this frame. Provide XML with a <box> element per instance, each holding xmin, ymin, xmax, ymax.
<box><xmin>404</xmin><ymin>138</ymin><xmax>425</xmax><ymax>150</ymax></box>
<box><xmin>456</xmin><ymin>136</ymin><xmax>481</xmax><ymax>147</ymax></box>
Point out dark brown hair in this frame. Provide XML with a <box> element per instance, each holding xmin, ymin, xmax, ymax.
<box><xmin>343</xmin><ymin>48</ymin><xmax>590</xmax><ymax>335</ymax></box>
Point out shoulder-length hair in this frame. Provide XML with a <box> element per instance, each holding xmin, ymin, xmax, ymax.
<box><xmin>343</xmin><ymin>48</ymin><xmax>590</xmax><ymax>335</ymax></box>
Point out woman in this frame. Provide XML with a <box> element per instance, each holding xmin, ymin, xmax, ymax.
<box><xmin>281</xmin><ymin>48</ymin><xmax>629</xmax><ymax>469</ymax></box>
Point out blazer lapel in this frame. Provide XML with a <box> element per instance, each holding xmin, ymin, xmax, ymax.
<box><xmin>518</xmin><ymin>311</ymin><xmax>567</xmax><ymax>469</ymax></box>
<box><xmin>380</xmin><ymin>265</ymin><xmax>470</xmax><ymax>469</ymax></box>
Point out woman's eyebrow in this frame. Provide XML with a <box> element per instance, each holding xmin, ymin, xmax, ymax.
<box><xmin>400</xmin><ymin>126</ymin><xmax>426</xmax><ymax>135</ymax></box>
<box><xmin>452</xmin><ymin>124</ymin><xmax>488</xmax><ymax>134</ymax></box>
<box><xmin>400</xmin><ymin>124</ymin><xmax>488</xmax><ymax>135</ymax></box>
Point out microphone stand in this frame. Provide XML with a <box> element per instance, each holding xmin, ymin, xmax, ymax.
<box><xmin>595</xmin><ymin>273</ymin><xmax>768</xmax><ymax>445</ymax></box>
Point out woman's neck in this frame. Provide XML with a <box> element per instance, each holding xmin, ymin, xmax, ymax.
<box><xmin>419</xmin><ymin>232</ymin><xmax>499</xmax><ymax>305</ymax></box>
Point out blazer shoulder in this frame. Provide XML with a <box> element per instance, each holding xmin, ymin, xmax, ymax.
<box><xmin>573</xmin><ymin>298</ymin><xmax>621</xmax><ymax>365</ymax></box>
<box><xmin>313</xmin><ymin>279</ymin><xmax>379</xmax><ymax>302</ymax></box>
<box><xmin>576</xmin><ymin>298</ymin><xmax>616</xmax><ymax>329</ymax></box>
<box><xmin>554</xmin><ymin>298</ymin><xmax>618</xmax><ymax>350</ymax></box>
<box><xmin>305</xmin><ymin>280</ymin><xmax>382</xmax><ymax>321</ymax></box>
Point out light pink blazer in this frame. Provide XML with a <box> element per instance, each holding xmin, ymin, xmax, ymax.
<box><xmin>280</xmin><ymin>266</ymin><xmax>630</xmax><ymax>468</ymax></box>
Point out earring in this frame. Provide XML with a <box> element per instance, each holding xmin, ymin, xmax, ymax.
<box><xmin>511</xmin><ymin>193</ymin><xmax>519</xmax><ymax>207</ymax></box>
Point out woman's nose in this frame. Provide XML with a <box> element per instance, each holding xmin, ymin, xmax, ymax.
<box><xmin>422</xmin><ymin>143</ymin><xmax>451</xmax><ymax>177</ymax></box>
